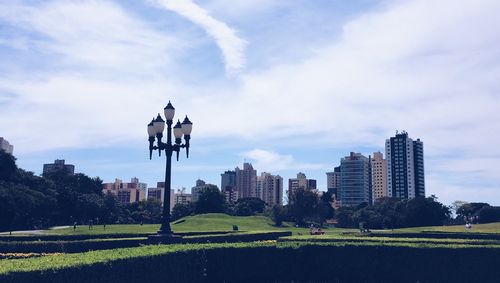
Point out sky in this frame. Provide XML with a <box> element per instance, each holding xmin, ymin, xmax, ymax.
<box><xmin>1</xmin><ymin>0</ymin><xmax>499</xmax><ymax>206</ymax></box>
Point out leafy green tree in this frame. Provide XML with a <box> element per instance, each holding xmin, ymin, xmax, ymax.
<box><xmin>317</xmin><ymin>192</ymin><xmax>335</xmax><ymax>227</ymax></box>
<box><xmin>289</xmin><ymin>188</ymin><xmax>319</xmax><ymax>225</ymax></box>
<box><xmin>195</xmin><ymin>186</ymin><xmax>227</xmax><ymax>214</ymax></box>
<box><xmin>172</xmin><ymin>202</ymin><xmax>195</xmax><ymax>221</ymax></box>
<box><xmin>335</xmin><ymin>206</ymin><xmax>355</xmax><ymax>228</ymax></box>
<box><xmin>270</xmin><ymin>205</ymin><xmax>288</xmax><ymax>226</ymax></box>
<box><xmin>0</xmin><ymin>151</ymin><xmax>17</xmax><ymax>181</ymax></box>
<box><xmin>456</xmin><ymin>202</ymin><xmax>490</xmax><ymax>219</ymax></box>
<box><xmin>403</xmin><ymin>197</ymin><xmax>451</xmax><ymax>227</ymax></box>
<box><xmin>477</xmin><ymin>206</ymin><xmax>500</xmax><ymax>223</ymax></box>
<box><xmin>234</xmin><ymin>197</ymin><xmax>266</xmax><ymax>216</ymax></box>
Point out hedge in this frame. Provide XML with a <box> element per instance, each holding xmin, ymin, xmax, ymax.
<box><xmin>182</xmin><ymin>231</ymin><xmax>292</xmax><ymax>243</ymax></box>
<box><xmin>0</xmin><ymin>231</ymin><xmax>291</xmax><ymax>253</ymax></box>
<box><xmin>280</xmin><ymin>235</ymin><xmax>500</xmax><ymax>246</ymax></box>
<box><xmin>371</xmin><ymin>231</ymin><xmax>500</xmax><ymax>240</ymax></box>
<box><xmin>0</xmin><ymin>238</ymin><xmax>147</xmax><ymax>253</ymax></box>
<box><xmin>0</xmin><ymin>233</ymin><xmax>153</xmax><ymax>242</ymax></box>
<box><xmin>1</xmin><ymin>241</ymin><xmax>499</xmax><ymax>282</ymax></box>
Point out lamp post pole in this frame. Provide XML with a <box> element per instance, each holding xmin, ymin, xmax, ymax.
<box><xmin>148</xmin><ymin>101</ymin><xmax>192</xmax><ymax>236</ymax></box>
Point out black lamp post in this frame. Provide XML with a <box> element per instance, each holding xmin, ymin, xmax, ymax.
<box><xmin>148</xmin><ymin>101</ymin><xmax>192</xmax><ymax>236</ymax></box>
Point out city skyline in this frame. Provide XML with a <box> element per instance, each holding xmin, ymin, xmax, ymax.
<box><xmin>1</xmin><ymin>0</ymin><xmax>500</xmax><ymax>206</ymax></box>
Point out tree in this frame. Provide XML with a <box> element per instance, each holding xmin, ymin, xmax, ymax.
<box><xmin>335</xmin><ymin>206</ymin><xmax>355</xmax><ymax>228</ymax></box>
<box><xmin>289</xmin><ymin>188</ymin><xmax>319</xmax><ymax>225</ymax></box>
<box><xmin>0</xmin><ymin>151</ymin><xmax>17</xmax><ymax>181</ymax></box>
<box><xmin>456</xmin><ymin>202</ymin><xmax>490</xmax><ymax>219</ymax></box>
<box><xmin>403</xmin><ymin>197</ymin><xmax>451</xmax><ymax>227</ymax></box>
<box><xmin>270</xmin><ymin>205</ymin><xmax>288</xmax><ymax>226</ymax></box>
<box><xmin>317</xmin><ymin>191</ymin><xmax>335</xmax><ymax>227</ymax></box>
<box><xmin>172</xmin><ymin>202</ymin><xmax>195</xmax><ymax>221</ymax></box>
<box><xmin>477</xmin><ymin>206</ymin><xmax>500</xmax><ymax>223</ymax></box>
<box><xmin>234</xmin><ymin>197</ymin><xmax>266</xmax><ymax>216</ymax></box>
<box><xmin>451</xmin><ymin>200</ymin><xmax>468</xmax><ymax>216</ymax></box>
<box><xmin>195</xmin><ymin>187</ymin><xmax>227</xmax><ymax>214</ymax></box>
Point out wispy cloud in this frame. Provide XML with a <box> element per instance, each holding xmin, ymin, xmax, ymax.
<box><xmin>151</xmin><ymin>0</ymin><xmax>246</xmax><ymax>75</ymax></box>
<box><xmin>0</xmin><ymin>1</ymin><xmax>177</xmax><ymax>75</ymax></box>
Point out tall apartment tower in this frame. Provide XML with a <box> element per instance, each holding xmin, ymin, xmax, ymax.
<box><xmin>385</xmin><ymin>131</ymin><xmax>425</xmax><ymax>199</ymax></box>
<box><xmin>235</xmin><ymin>163</ymin><xmax>257</xmax><ymax>199</ymax></box>
<box><xmin>288</xmin><ymin>172</ymin><xmax>316</xmax><ymax>203</ymax></box>
<box><xmin>43</xmin><ymin>159</ymin><xmax>75</xmax><ymax>175</ymax></box>
<box><xmin>326</xmin><ymin>166</ymin><xmax>342</xmax><ymax>208</ymax></box>
<box><xmin>103</xmin><ymin>177</ymin><xmax>147</xmax><ymax>204</ymax></box>
<box><xmin>221</xmin><ymin>170</ymin><xmax>237</xmax><ymax>203</ymax></box>
<box><xmin>191</xmin><ymin>179</ymin><xmax>219</xmax><ymax>202</ymax></box>
<box><xmin>257</xmin><ymin>172</ymin><xmax>283</xmax><ymax>206</ymax></box>
<box><xmin>339</xmin><ymin>152</ymin><xmax>371</xmax><ymax>207</ymax></box>
<box><xmin>326</xmin><ymin>166</ymin><xmax>341</xmax><ymax>199</ymax></box>
<box><xmin>147</xmin><ymin>181</ymin><xmax>175</xmax><ymax>211</ymax></box>
<box><xmin>0</xmin><ymin>137</ymin><xmax>14</xmax><ymax>154</ymax></box>
<box><xmin>371</xmin><ymin>151</ymin><xmax>388</xmax><ymax>202</ymax></box>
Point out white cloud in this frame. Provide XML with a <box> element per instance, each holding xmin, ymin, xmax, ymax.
<box><xmin>243</xmin><ymin>149</ymin><xmax>326</xmax><ymax>172</ymax></box>
<box><xmin>0</xmin><ymin>1</ymin><xmax>178</xmax><ymax>75</ymax></box>
<box><xmin>1</xmin><ymin>0</ymin><xmax>499</xmax><ymax>203</ymax></box>
<box><xmin>151</xmin><ymin>0</ymin><xmax>246</xmax><ymax>75</ymax></box>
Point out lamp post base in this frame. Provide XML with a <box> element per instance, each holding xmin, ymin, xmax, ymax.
<box><xmin>148</xmin><ymin>233</ymin><xmax>184</xmax><ymax>244</ymax></box>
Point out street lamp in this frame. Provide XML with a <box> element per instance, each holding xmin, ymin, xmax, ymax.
<box><xmin>148</xmin><ymin>101</ymin><xmax>192</xmax><ymax>237</ymax></box>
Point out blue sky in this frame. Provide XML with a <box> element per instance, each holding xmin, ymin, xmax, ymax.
<box><xmin>1</xmin><ymin>0</ymin><xmax>499</xmax><ymax>206</ymax></box>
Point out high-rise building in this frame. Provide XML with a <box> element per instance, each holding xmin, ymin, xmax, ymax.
<box><xmin>174</xmin><ymin>191</ymin><xmax>192</xmax><ymax>206</ymax></box>
<box><xmin>257</xmin><ymin>172</ymin><xmax>283</xmax><ymax>206</ymax></box>
<box><xmin>0</xmin><ymin>137</ymin><xmax>13</xmax><ymax>154</ymax></box>
<box><xmin>221</xmin><ymin>170</ymin><xmax>237</xmax><ymax>203</ymax></box>
<box><xmin>371</xmin><ymin>151</ymin><xmax>388</xmax><ymax>202</ymax></box>
<box><xmin>339</xmin><ymin>152</ymin><xmax>371</xmax><ymax>207</ymax></box>
<box><xmin>308</xmin><ymin>179</ymin><xmax>317</xmax><ymax>190</ymax></box>
<box><xmin>43</xmin><ymin>159</ymin><xmax>75</xmax><ymax>175</ymax></box>
<box><xmin>326</xmin><ymin>166</ymin><xmax>341</xmax><ymax>208</ymax></box>
<box><xmin>326</xmin><ymin>166</ymin><xmax>341</xmax><ymax>198</ymax></box>
<box><xmin>413</xmin><ymin>139</ymin><xmax>425</xmax><ymax>198</ymax></box>
<box><xmin>235</xmin><ymin>163</ymin><xmax>257</xmax><ymax>199</ymax></box>
<box><xmin>385</xmin><ymin>131</ymin><xmax>425</xmax><ymax>199</ymax></box>
<box><xmin>191</xmin><ymin>179</ymin><xmax>219</xmax><ymax>202</ymax></box>
<box><xmin>103</xmin><ymin>177</ymin><xmax>147</xmax><ymax>204</ymax></box>
<box><xmin>288</xmin><ymin>172</ymin><xmax>316</xmax><ymax>203</ymax></box>
<box><xmin>147</xmin><ymin>181</ymin><xmax>175</xmax><ymax>211</ymax></box>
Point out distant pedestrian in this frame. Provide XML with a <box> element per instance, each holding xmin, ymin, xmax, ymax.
<box><xmin>73</xmin><ymin>222</ymin><xmax>77</xmax><ymax>231</ymax></box>
<box><xmin>103</xmin><ymin>223</ymin><xmax>106</xmax><ymax>230</ymax></box>
<box><xmin>88</xmin><ymin>220</ymin><xmax>93</xmax><ymax>230</ymax></box>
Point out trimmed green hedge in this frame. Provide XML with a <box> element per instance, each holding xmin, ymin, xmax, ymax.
<box><xmin>0</xmin><ymin>233</ymin><xmax>153</xmax><ymax>242</ymax></box>
<box><xmin>0</xmin><ymin>231</ymin><xmax>291</xmax><ymax>253</ymax></box>
<box><xmin>0</xmin><ymin>238</ymin><xmax>147</xmax><ymax>253</ymax></box>
<box><xmin>1</xmin><ymin>241</ymin><xmax>499</xmax><ymax>282</ymax></box>
<box><xmin>183</xmin><ymin>231</ymin><xmax>292</xmax><ymax>243</ymax></box>
<box><xmin>371</xmin><ymin>231</ymin><xmax>500</xmax><ymax>240</ymax></box>
<box><xmin>280</xmin><ymin>235</ymin><xmax>500</xmax><ymax>246</ymax></box>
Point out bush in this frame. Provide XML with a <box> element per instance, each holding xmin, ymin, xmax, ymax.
<box><xmin>477</xmin><ymin>206</ymin><xmax>500</xmax><ymax>223</ymax></box>
<box><xmin>183</xmin><ymin>231</ymin><xmax>292</xmax><ymax>243</ymax></box>
<box><xmin>0</xmin><ymin>238</ymin><xmax>147</xmax><ymax>253</ymax></box>
<box><xmin>1</xmin><ymin>241</ymin><xmax>499</xmax><ymax>282</ymax></box>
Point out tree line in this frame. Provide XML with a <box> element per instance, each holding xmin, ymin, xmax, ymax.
<box><xmin>2</xmin><ymin>150</ymin><xmax>499</xmax><ymax>231</ymax></box>
<box><xmin>0</xmin><ymin>151</ymin><xmax>162</xmax><ymax>232</ymax></box>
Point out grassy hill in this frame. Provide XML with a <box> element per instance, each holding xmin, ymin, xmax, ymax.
<box><xmin>40</xmin><ymin>214</ymin><xmax>356</xmax><ymax>236</ymax></box>
<box><xmin>14</xmin><ymin>214</ymin><xmax>500</xmax><ymax>236</ymax></box>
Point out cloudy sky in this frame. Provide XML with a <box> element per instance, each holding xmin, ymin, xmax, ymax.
<box><xmin>1</xmin><ymin>0</ymin><xmax>499</xmax><ymax>205</ymax></box>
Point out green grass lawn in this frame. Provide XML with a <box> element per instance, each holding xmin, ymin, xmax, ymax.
<box><xmin>41</xmin><ymin>214</ymin><xmax>356</xmax><ymax>236</ymax></box>
<box><xmin>44</xmin><ymin>224</ymin><xmax>159</xmax><ymax>235</ymax></box>
<box><xmin>26</xmin><ymin>214</ymin><xmax>500</xmax><ymax>237</ymax></box>
<box><xmin>390</xmin><ymin>222</ymin><xmax>500</xmax><ymax>233</ymax></box>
